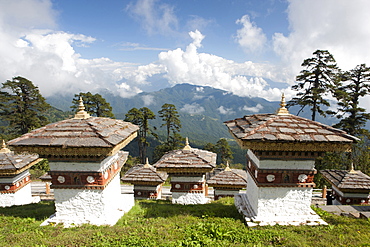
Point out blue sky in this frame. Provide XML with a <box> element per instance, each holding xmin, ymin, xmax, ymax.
<box><xmin>1</xmin><ymin>0</ymin><xmax>370</xmax><ymax>110</ymax></box>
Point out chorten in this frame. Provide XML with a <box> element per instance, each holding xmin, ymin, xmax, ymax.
<box><xmin>321</xmin><ymin>165</ymin><xmax>370</xmax><ymax>205</ymax></box>
<box><xmin>207</xmin><ymin>162</ymin><xmax>247</xmax><ymax>200</ymax></box>
<box><xmin>154</xmin><ymin>138</ymin><xmax>216</xmax><ymax>204</ymax></box>
<box><xmin>121</xmin><ymin>158</ymin><xmax>168</xmax><ymax>199</ymax></box>
<box><xmin>8</xmin><ymin>98</ymin><xmax>139</xmax><ymax>226</ymax></box>
<box><xmin>224</xmin><ymin>94</ymin><xmax>358</xmax><ymax>226</ymax></box>
<box><xmin>0</xmin><ymin>140</ymin><xmax>42</xmax><ymax>207</ymax></box>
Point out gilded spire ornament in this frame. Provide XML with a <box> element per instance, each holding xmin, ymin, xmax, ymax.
<box><xmin>349</xmin><ymin>163</ymin><xmax>357</xmax><ymax>174</ymax></box>
<box><xmin>74</xmin><ymin>97</ymin><xmax>91</xmax><ymax>119</ymax></box>
<box><xmin>224</xmin><ymin>161</ymin><xmax>231</xmax><ymax>171</ymax></box>
<box><xmin>276</xmin><ymin>93</ymin><xmax>290</xmax><ymax>115</ymax></box>
<box><xmin>183</xmin><ymin>137</ymin><xmax>192</xmax><ymax>150</ymax></box>
<box><xmin>143</xmin><ymin>157</ymin><xmax>151</xmax><ymax>168</ymax></box>
<box><xmin>0</xmin><ymin>140</ymin><xmax>11</xmax><ymax>153</ymax></box>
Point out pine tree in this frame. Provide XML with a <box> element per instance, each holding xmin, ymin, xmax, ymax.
<box><xmin>153</xmin><ymin>104</ymin><xmax>184</xmax><ymax>161</ymax></box>
<box><xmin>158</xmin><ymin>103</ymin><xmax>181</xmax><ymax>143</ymax></box>
<box><xmin>125</xmin><ymin>107</ymin><xmax>156</xmax><ymax>163</ymax></box>
<box><xmin>333</xmin><ymin>64</ymin><xmax>370</xmax><ymax>136</ymax></box>
<box><xmin>288</xmin><ymin>50</ymin><xmax>339</xmax><ymax>121</ymax></box>
<box><xmin>71</xmin><ymin>92</ymin><xmax>114</xmax><ymax>118</ymax></box>
<box><xmin>0</xmin><ymin>76</ymin><xmax>50</xmax><ymax>137</ymax></box>
<box><xmin>216</xmin><ymin>138</ymin><xmax>233</xmax><ymax>166</ymax></box>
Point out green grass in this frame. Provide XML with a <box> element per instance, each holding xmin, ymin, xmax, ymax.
<box><xmin>0</xmin><ymin>199</ymin><xmax>369</xmax><ymax>246</ymax></box>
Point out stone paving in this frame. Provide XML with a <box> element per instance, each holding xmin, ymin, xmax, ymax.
<box><xmin>318</xmin><ymin>205</ymin><xmax>370</xmax><ymax>219</ymax></box>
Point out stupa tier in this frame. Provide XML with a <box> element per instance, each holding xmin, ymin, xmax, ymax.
<box><xmin>225</xmin><ymin>95</ymin><xmax>358</xmax><ymax>226</ymax></box>
<box><xmin>321</xmin><ymin>168</ymin><xmax>370</xmax><ymax>205</ymax></box>
<box><xmin>122</xmin><ymin>158</ymin><xmax>168</xmax><ymax>199</ymax></box>
<box><xmin>207</xmin><ymin>164</ymin><xmax>247</xmax><ymax>200</ymax></box>
<box><xmin>0</xmin><ymin>141</ymin><xmax>42</xmax><ymax>207</ymax></box>
<box><xmin>155</xmin><ymin>139</ymin><xmax>216</xmax><ymax>204</ymax></box>
<box><xmin>8</xmin><ymin>98</ymin><xmax>139</xmax><ymax>226</ymax></box>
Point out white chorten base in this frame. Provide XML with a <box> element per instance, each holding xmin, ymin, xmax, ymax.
<box><xmin>172</xmin><ymin>192</ymin><xmax>210</xmax><ymax>205</ymax></box>
<box><xmin>41</xmin><ymin>175</ymin><xmax>134</xmax><ymax>227</ymax></box>
<box><xmin>0</xmin><ymin>183</ymin><xmax>40</xmax><ymax>207</ymax></box>
<box><xmin>235</xmin><ymin>190</ymin><xmax>327</xmax><ymax>226</ymax></box>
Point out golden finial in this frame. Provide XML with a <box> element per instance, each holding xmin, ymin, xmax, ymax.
<box><xmin>0</xmin><ymin>140</ymin><xmax>11</xmax><ymax>153</ymax></box>
<box><xmin>349</xmin><ymin>163</ymin><xmax>357</xmax><ymax>174</ymax></box>
<box><xmin>224</xmin><ymin>161</ymin><xmax>231</xmax><ymax>171</ymax></box>
<box><xmin>74</xmin><ymin>97</ymin><xmax>91</xmax><ymax>119</ymax></box>
<box><xmin>183</xmin><ymin>137</ymin><xmax>192</xmax><ymax>150</ymax></box>
<box><xmin>276</xmin><ymin>93</ymin><xmax>290</xmax><ymax>115</ymax></box>
<box><xmin>143</xmin><ymin>157</ymin><xmax>151</xmax><ymax>168</ymax></box>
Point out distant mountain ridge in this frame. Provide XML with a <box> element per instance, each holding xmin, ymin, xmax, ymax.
<box><xmin>46</xmin><ymin>83</ymin><xmax>344</xmax><ymax>143</ymax></box>
<box><xmin>46</xmin><ymin>83</ymin><xmax>282</xmax><ymax>142</ymax></box>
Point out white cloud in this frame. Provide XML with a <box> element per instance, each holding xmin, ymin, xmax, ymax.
<box><xmin>272</xmin><ymin>0</ymin><xmax>370</xmax><ymax>110</ymax></box>
<box><xmin>180</xmin><ymin>103</ymin><xmax>205</xmax><ymax>114</ymax></box>
<box><xmin>142</xmin><ymin>94</ymin><xmax>155</xmax><ymax>106</ymax></box>
<box><xmin>195</xmin><ymin>87</ymin><xmax>204</xmax><ymax>92</ymax></box>
<box><xmin>0</xmin><ymin>0</ymin><xmax>145</xmax><ymax>98</ymax></box>
<box><xmin>152</xmin><ymin>30</ymin><xmax>285</xmax><ymax>101</ymax></box>
<box><xmin>235</xmin><ymin>15</ymin><xmax>267</xmax><ymax>53</ymax></box>
<box><xmin>217</xmin><ymin>106</ymin><xmax>235</xmax><ymax>115</ymax></box>
<box><xmin>273</xmin><ymin>0</ymin><xmax>370</xmax><ymax>76</ymax></box>
<box><xmin>126</xmin><ymin>0</ymin><xmax>178</xmax><ymax>36</ymax></box>
<box><xmin>242</xmin><ymin>104</ymin><xmax>264</xmax><ymax>113</ymax></box>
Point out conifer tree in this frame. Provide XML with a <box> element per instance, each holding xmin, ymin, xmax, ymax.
<box><xmin>333</xmin><ymin>64</ymin><xmax>370</xmax><ymax>136</ymax></box>
<box><xmin>153</xmin><ymin>104</ymin><xmax>183</xmax><ymax>161</ymax></box>
<box><xmin>288</xmin><ymin>50</ymin><xmax>339</xmax><ymax>121</ymax></box>
<box><xmin>158</xmin><ymin>103</ymin><xmax>182</xmax><ymax>143</ymax></box>
<box><xmin>71</xmin><ymin>92</ymin><xmax>114</xmax><ymax>118</ymax></box>
<box><xmin>0</xmin><ymin>76</ymin><xmax>50</xmax><ymax>137</ymax></box>
<box><xmin>216</xmin><ymin>138</ymin><xmax>233</xmax><ymax>166</ymax></box>
<box><xmin>125</xmin><ymin>107</ymin><xmax>156</xmax><ymax>163</ymax></box>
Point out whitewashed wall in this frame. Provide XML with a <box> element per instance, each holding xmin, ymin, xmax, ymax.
<box><xmin>172</xmin><ymin>192</ymin><xmax>209</xmax><ymax>205</ymax></box>
<box><xmin>47</xmin><ymin>174</ymin><xmax>133</xmax><ymax>226</ymax></box>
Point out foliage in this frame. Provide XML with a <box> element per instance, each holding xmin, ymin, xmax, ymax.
<box><xmin>204</xmin><ymin>138</ymin><xmax>234</xmax><ymax>166</ymax></box>
<box><xmin>1</xmin><ymin>198</ymin><xmax>370</xmax><ymax>246</ymax></box>
<box><xmin>153</xmin><ymin>104</ymin><xmax>184</xmax><ymax>161</ymax></box>
<box><xmin>125</xmin><ymin>107</ymin><xmax>156</xmax><ymax>163</ymax></box>
<box><xmin>120</xmin><ymin>155</ymin><xmax>141</xmax><ymax>176</ymax></box>
<box><xmin>43</xmin><ymin>106</ymin><xmax>72</xmax><ymax>123</ymax></box>
<box><xmin>288</xmin><ymin>50</ymin><xmax>339</xmax><ymax>121</ymax></box>
<box><xmin>0</xmin><ymin>76</ymin><xmax>51</xmax><ymax>138</ymax></box>
<box><xmin>333</xmin><ymin>64</ymin><xmax>370</xmax><ymax>136</ymax></box>
<box><xmin>158</xmin><ymin>103</ymin><xmax>182</xmax><ymax>143</ymax></box>
<box><xmin>29</xmin><ymin>159</ymin><xmax>50</xmax><ymax>180</ymax></box>
<box><xmin>71</xmin><ymin>92</ymin><xmax>115</xmax><ymax>118</ymax></box>
<box><xmin>216</xmin><ymin>138</ymin><xmax>234</xmax><ymax>166</ymax></box>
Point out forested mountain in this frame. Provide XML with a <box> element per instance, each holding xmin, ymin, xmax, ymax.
<box><xmin>46</xmin><ymin>83</ymin><xmax>343</xmax><ymax>164</ymax></box>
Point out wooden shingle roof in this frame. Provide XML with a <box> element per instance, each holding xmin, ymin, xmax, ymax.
<box><xmin>154</xmin><ymin>142</ymin><xmax>216</xmax><ymax>173</ymax></box>
<box><xmin>225</xmin><ymin>113</ymin><xmax>358</xmax><ymax>152</ymax></box>
<box><xmin>207</xmin><ymin>167</ymin><xmax>247</xmax><ymax>188</ymax></box>
<box><xmin>8</xmin><ymin>117</ymin><xmax>139</xmax><ymax>160</ymax></box>
<box><xmin>0</xmin><ymin>143</ymin><xmax>41</xmax><ymax>176</ymax></box>
<box><xmin>122</xmin><ymin>162</ymin><xmax>168</xmax><ymax>185</ymax></box>
<box><xmin>320</xmin><ymin>169</ymin><xmax>370</xmax><ymax>192</ymax></box>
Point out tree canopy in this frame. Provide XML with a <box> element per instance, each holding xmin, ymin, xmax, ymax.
<box><xmin>333</xmin><ymin>64</ymin><xmax>370</xmax><ymax>136</ymax></box>
<box><xmin>71</xmin><ymin>92</ymin><xmax>114</xmax><ymax>118</ymax></box>
<box><xmin>288</xmin><ymin>50</ymin><xmax>339</xmax><ymax>121</ymax></box>
<box><xmin>0</xmin><ymin>76</ymin><xmax>50</xmax><ymax>138</ymax></box>
<box><xmin>125</xmin><ymin>107</ymin><xmax>156</xmax><ymax>163</ymax></box>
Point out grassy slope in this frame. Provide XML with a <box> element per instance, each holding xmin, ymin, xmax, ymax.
<box><xmin>0</xmin><ymin>199</ymin><xmax>369</xmax><ymax>247</ymax></box>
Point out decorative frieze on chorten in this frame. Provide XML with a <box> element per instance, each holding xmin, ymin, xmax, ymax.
<box><xmin>207</xmin><ymin>162</ymin><xmax>247</xmax><ymax>200</ymax></box>
<box><xmin>8</xmin><ymin>98</ymin><xmax>139</xmax><ymax>227</ymax></box>
<box><xmin>122</xmin><ymin>158</ymin><xmax>168</xmax><ymax>199</ymax></box>
<box><xmin>321</xmin><ymin>165</ymin><xmax>370</xmax><ymax>205</ymax></box>
<box><xmin>154</xmin><ymin>138</ymin><xmax>216</xmax><ymax>204</ymax></box>
<box><xmin>224</xmin><ymin>95</ymin><xmax>358</xmax><ymax>226</ymax></box>
<box><xmin>0</xmin><ymin>140</ymin><xmax>42</xmax><ymax>207</ymax></box>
